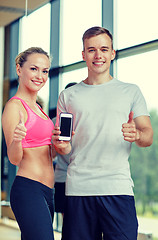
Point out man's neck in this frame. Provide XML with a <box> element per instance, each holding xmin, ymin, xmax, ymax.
<box><xmin>83</xmin><ymin>73</ymin><xmax>113</xmax><ymax>85</ymax></box>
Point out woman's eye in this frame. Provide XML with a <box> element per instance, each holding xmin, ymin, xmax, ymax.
<box><xmin>43</xmin><ymin>70</ymin><xmax>49</xmax><ymax>74</ymax></box>
<box><xmin>31</xmin><ymin>67</ymin><xmax>37</xmax><ymax>71</ymax></box>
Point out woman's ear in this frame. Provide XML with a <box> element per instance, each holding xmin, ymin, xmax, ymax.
<box><xmin>16</xmin><ymin>64</ymin><xmax>21</xmax><ymax>76</ymax></box>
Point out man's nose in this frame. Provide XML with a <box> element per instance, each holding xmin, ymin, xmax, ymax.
<box><xmin>95</xmin><ymin>50</ymin><xmax>101</xmax><ymax>58</ymax></box>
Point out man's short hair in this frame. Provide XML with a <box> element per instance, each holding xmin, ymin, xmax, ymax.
<box><xmin>82</xmin><ymin>26</ymin><xmax>113</xmax><ymax>50</ymax></box>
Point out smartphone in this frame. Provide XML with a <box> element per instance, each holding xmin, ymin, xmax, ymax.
<box><xmin>59</xmin><ymin>112</ymin><xmax>73</xmax><ymax>141</ymax></box>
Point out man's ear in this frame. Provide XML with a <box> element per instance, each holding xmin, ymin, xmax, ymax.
<box><xmin>111</xmin><ymin>49</ymin><xmax>116</xmax><ymax>61</ymax></box>
<box><xmin>82</xmin><ymin>51</ymin><xmax>86</xmax><ymax>61</ymax></box>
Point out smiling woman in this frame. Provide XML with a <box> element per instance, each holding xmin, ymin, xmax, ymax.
<box><xmin>16</xmin><ymin>51</ymin><xmax>50</xmax><ymax>93</ymax></box>
<box><xmin>1</xmin><ymin>47</ymin><xmax>56</xmax><ymax>240</ymax></box>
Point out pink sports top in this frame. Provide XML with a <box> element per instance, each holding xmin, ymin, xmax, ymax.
<box><xmin>11</xmin><ymin>96</ymin><xmax>54</xmax><ymax>148</ymax></box>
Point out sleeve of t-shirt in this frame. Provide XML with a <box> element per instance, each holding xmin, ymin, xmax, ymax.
<box><xmin>131</xmin><ymin>85</ymin><xmax>150</xmax><ymax>119</ymax></box>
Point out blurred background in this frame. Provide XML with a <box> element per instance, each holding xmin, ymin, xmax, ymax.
<box><xmin>0</xmin><ymin>0</ymin><xmax>158</xmax><ymax>239</ymax></box>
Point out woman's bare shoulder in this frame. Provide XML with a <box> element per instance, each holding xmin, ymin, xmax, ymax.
<box><xmin>2</xmin><ymin>98</ymin><xmax>23</xmax><ymax>124</ymax></box>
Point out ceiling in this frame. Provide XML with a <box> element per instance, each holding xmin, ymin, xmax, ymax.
<box><xmin>0</xmin><ymin>0</ymin><xmax>50</xmax><ymax>27</ymax></box>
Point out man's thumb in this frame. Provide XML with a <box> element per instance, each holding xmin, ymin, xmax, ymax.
<box><xmin>19</xmin><ymin>111</ymin><xmax>25</xmax><ymax>125</ymax></box>
<box><xmin>128</xmin><ymin>111</ymin><xmax>134</xmax><ymax>123</ymax></box>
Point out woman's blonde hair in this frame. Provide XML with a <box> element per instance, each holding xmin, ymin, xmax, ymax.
<box><xmin>15</xmin><ymin>47</ymin><xmax>50</xmax><ymax>67</ymax></box>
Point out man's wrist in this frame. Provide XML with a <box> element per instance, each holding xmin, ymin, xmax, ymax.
<box><xmin>135</xmin><ymin>129</ymin><xmax>142</xmax><ymax>144</ymax></box>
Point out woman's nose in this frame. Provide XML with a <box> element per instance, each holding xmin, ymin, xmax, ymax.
<box><xmin>36</xmin><ymin>71</ymin><xmax>42</xmax><ymax>79</ymax></box>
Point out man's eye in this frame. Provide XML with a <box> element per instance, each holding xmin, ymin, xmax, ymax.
<box><xmin>88</xmin><ymin>49</ymin><xmax>95</xmax><ymax>52</ymax></box>
<box><xmin>102</xmin><ymin>49</ymin><xmax>108</xmax><ymax>52</ymax></box>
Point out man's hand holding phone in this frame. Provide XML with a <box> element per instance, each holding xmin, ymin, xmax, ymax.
<box><xmin>52</xmin><ymin>112</ymin><xmax>74</xmax><ymax>155</ymax></box>
<box><xmin>59</xmin><ymin>112</ymin><xmax>73</xmax><ymax>141</ymax></box>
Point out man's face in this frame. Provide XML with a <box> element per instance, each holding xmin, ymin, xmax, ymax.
<box><xmin>82</xmin><ymin>34</ymin><xmax>115</xmax><ymax>76</ymax></box>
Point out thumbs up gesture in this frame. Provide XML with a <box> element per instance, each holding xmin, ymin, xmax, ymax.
<box><xmin>122</xmin><ymin>111</ymin><xmax>138</xmax><ymax>142</ymax></box>
<box><xmin>13</xmin><ymin>111</ymin><xmax>27</xmax><ymax>142</ymax></box>
<box><xmin>127</xmin><ymin>111</ymin><xmax>134</xmax><ymax>124</ymax></box>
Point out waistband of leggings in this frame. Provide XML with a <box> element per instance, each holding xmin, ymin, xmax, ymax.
<box><xmin>14</xmin><ymin>175</ymin><xmax>55</xmax><ymax>193</ymax></box>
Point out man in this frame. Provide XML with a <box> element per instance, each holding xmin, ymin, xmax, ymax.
<box><xmin>52</xmin><ymin>26</ymin><xmax>153</xmax><ymax>240</ymax></box>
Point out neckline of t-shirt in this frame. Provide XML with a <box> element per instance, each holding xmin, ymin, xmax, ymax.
<box><xmin>80</xmin><ymin>78</ymin><xmax>116</xmax><ymax>88</ymax></box>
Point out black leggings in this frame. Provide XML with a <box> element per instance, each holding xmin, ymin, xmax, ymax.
<box><xmin>10</xmin><ymin>176</ymin><xmax>55</xmax><ymax>240</ymax></box>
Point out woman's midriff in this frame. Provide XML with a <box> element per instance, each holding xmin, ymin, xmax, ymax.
<box><xmin>17</xmin><ymin>145</ymin><xmax>54</xmax><ymax>188</ymax></box>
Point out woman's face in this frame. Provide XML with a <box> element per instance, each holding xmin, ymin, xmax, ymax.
<box><xmin>16</xmin><ymin>53</ymin><xmax>50</xmax><ymax>92</ymax></box>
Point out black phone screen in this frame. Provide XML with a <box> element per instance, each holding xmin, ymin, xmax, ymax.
<box><xmin>60</xmin><ymin>117</ymin><xmax>71</xmax><ymax>137</ymax></box>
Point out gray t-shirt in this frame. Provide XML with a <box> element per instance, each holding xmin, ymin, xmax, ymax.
<box><xmin>57</xmin><ymin>78</ymin><xmax>149</xmax><ymax>196</ymax></box>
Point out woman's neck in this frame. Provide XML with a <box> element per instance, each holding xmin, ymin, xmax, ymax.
<box><xmin>15</xmin><ymin>89</ymin><xmax>37</xmax><ymax>105</ymax></box>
